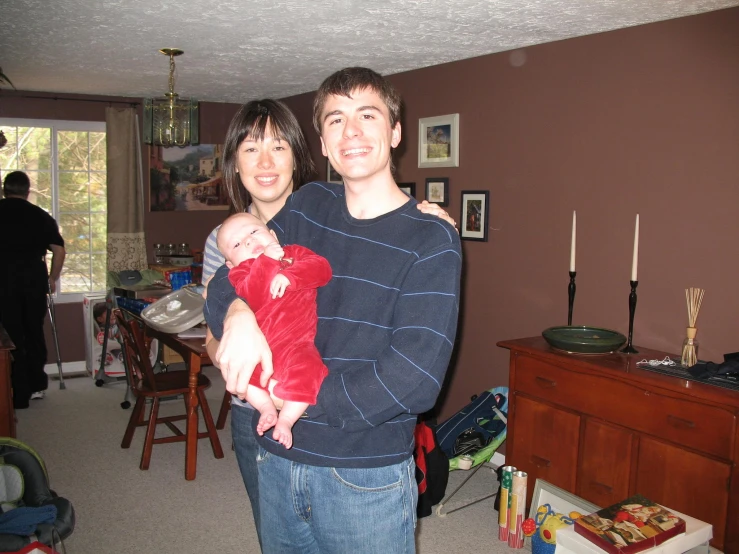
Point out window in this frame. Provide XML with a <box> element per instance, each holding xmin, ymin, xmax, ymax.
<box><xmin>0</xmin><ymin>119</ymin><xmax>107</xmax><ymax>302</ymax></box>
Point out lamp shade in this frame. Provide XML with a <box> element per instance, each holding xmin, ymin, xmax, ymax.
<box><xmin>143</xmin><ymin>48</ymin><xmax>199</xmax><ymax>147</ymax></box>
<box><xmin>143</xmin><ymin>96</ymin><xmax>199</xmax><ymax>147</ymax></box>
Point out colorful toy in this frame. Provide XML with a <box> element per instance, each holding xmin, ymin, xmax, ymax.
<box><xmin>522</xmin><ymin>503</ymin><xmax>577</xmax><ymax>554</ymax></box>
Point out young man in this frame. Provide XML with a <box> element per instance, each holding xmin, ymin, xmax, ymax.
<box><xmin>0</xmin><ymin>171</ymin><xmax>66</xmax><ymax>408</ymax></box>
<box><xmin>205</xmin><ymin>67</ymin><xmax>462</xmax><ymax>553</ymax></box>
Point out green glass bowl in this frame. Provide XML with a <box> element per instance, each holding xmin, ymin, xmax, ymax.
<box><xmin>542</xmin><ymin>326</ymin><xmax>627</xmax><ymax>354</ymax></box>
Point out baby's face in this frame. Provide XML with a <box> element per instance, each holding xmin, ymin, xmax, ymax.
<box><xmin>218</xmin><ymin>213</ymin><xmax>279</xmax><ymax>268</ymax></box>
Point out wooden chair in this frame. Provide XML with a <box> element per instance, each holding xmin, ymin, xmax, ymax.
<box><xmin>114</xmin><ymin>309</ymin><xmax>221</xmax><ymax>470</ymax></box>
<box><xmin>216</xmin><ymin>390</ymin><xmax>231</xmax><ymax>430</ymax></box>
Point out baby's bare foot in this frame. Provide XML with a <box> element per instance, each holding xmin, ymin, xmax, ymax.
<box><xmin>272</xmin><ymin>422</ymin><xmax>293</xmax><ymax>449</ymax></box>
<box><xmin>256</xmin><ymin>410</ymin><xmax>277</xmax><ymax>436</ymax></box>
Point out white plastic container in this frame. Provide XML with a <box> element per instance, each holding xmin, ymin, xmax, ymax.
<box><xmin>140</xmin><ymin>287</ymin><xmax>205</xmax><ymax>334</ymax></box>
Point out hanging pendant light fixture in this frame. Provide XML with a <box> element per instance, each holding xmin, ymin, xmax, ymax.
<box><xmin>143</xmin><ymin>48</ymin><xmax>199</xmax><ymax>147</ymax></box>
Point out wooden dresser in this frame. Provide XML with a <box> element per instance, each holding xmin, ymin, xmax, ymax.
<box><xmin>0</xmin><ymin>324</ymin><xmax>16</xmax><ymax>438</ymax></box>
<box><xmin>498</xmin><ymin>337</ymin><xmax>738</xmax><ymax>554</ymax></box>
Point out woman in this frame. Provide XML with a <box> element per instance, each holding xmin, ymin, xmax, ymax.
<box><xmin>203</xmin><ymin>99</ymin><xmax>313</xmax><ymax>550</ymax></box>
<box><xmin>203</xmin><ymin>98</ymin><xmax>455</xmax><ymax>548</ymax></box>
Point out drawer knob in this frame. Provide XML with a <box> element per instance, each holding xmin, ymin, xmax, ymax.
<box><xmin>667</xmin><ymin>414</ymin><xmax>696</xmax><ymax>429</ymax></box>
<box><xmin>535</xmin><ymin>376</ymin><xmax>557</xmax><ymax>389</ymax></box>
<box><xmin>530</xmin><ymin>454</ymin><xmax>551</xmax><ymax>468</ymax></box>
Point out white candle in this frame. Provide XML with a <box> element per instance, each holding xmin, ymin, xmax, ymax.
<box><xmin>631</xmin><ymin>214</ymin><xmax>640</xmax><ymax>281</ymax></box>
<box><xmin>569</xmin><ymin>211</ymin><xmax>576</xmax><ymax>272</ymax></box>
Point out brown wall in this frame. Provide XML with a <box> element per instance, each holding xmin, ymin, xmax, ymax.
<box><xmin>2</xmin><ymin>8</ymin><xmax>737</xmax><ymax>421</ymax></box>
<box><xmin>282</xmin><ymin>7</ymin><xmax>739</xmax><ymax>420</ymax></box>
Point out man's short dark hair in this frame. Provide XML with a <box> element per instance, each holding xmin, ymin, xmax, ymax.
<box><xmin>312</xmin><ymin>67</ymin><xmax>402</xmax><ymax>135</ymax></box>
<box><xmin>2</xmin><ymin>170</ymin><xmax>31</xmax><ymax>198</ymax></box>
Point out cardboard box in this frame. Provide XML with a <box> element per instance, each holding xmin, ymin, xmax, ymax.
<box><xmin>574</xmin><ymin>495</ymin><xmax>687</xmax><ymax>554</ymax></box>
<box><xmin>162</xmin><ymin>345</ymin><xmax>184</xmax><ymax>366</ymax></box>
<box><xmin>556</xmin><ymin>507</ymin><xmax>712</xmax><ymax>554</ymax></box>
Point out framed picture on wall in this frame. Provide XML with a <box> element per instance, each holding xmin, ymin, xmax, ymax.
<box><xmin>460</xmin><ymin>190</ymin><xmax>489</xmax><ymax>241</ymax></box>
<box><xmin>425</xmin><ymin>178</ymin><xmax>449</xmax><ymax>207</ymax></box>
<box><xmin>398</xmin><ymin>182</ymin><xmax>416</xmax><ymax>198</ymax></box>
<box><xmin>149</xmin><ymin>144</ymin><xmax>228</xmax><ymax>211</ymax></box>
<box><xmin>418</xmin><ymin>113</ymin><xmax>459</xmax><ymax>168</ymax></box>
<box><xmin>327</xmin><ymin>160</ymin><xmax>343</xmax><ymax>183</ymax></box>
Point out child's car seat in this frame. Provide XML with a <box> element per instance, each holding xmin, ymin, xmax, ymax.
<box><xmin>0</xmin><ymin>438</ymin><xmax>75</xmax><ymax>551</ymax></box>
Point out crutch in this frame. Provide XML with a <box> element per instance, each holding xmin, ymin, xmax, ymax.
<box><xmin>47</xmin><ymin>282</ymin><xmax>66</xmax><ymax>389</ymax></box>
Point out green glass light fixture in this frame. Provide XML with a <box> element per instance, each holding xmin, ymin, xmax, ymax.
<box><xmin>143</xmin><ymin>48</ymin><xmax>199</xmax><ymax>147</ymax></box>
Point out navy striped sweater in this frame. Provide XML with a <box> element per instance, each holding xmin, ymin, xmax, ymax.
<box><xmin>205</xmin><ymin>181</ymin><xmax>462</xmax><ymax>468</ymax></box>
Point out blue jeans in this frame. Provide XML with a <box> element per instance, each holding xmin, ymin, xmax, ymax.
<box><xmin>231</xmin><ymin>402</ymin><xmax>262</xmax><ymax>549</ymax></box>
<box><xmin>257</xmin><ymin>451</ymin><xmax>418</xmax><ymax>554</ymax></box>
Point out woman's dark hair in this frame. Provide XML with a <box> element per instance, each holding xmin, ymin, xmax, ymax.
<box><xmin>222</xmin><ymin>99</ymin><xmax>315</xmax><ymax>214</ymax></box>
<box><xmin>2</xmin><ymin>170</ymin><xmax>31</xmax><ymax>198</ymax></box>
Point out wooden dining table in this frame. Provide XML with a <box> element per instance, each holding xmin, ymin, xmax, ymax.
<box><xmin>142</xmin><ymin>323</ymin><xmax>224</xmax><ymax>480</ymax></box>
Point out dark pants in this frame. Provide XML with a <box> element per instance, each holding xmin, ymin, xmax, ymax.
<box><xmin>0</xmin><ymin>261</ymin><xmax>49</xmax><ymax>408</ymax></box>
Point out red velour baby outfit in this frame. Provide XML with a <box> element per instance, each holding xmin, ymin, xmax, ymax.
<box><xmin>228</xmin><ymin>244</ymin><xmax>331</xmax><ymax>404</ymax></box>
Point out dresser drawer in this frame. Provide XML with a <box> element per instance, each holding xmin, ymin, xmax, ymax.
<box><xmin>515</xmin><ymin>354</ymin><xmax>735</xmax><ymax>459</ymax></box>
<box><xmin>510</xmin><ymin>395</ymin><xmax>580</xmax><ymax>500</ymax></box>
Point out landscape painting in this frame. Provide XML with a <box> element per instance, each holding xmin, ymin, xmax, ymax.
<box><xmin>149</xmin><ymin>144</ymin><xmax>229</xmax><ymax>211</ymax></box>
<box><xmin>418</xmin><ymin>114</ymin><xmax>460</xmax><ymax>168</ymax></box>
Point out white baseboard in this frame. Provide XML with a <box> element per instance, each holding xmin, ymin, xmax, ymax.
<box><xmin>45</xmin><ymin>361</ymin><xmax>89</xmax><ymax>377</ymax></box>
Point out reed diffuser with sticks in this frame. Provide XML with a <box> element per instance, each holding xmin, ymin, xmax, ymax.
<box><xmin>681</xmin><ymin>287</ymin><xmax>705</xmax><ymax>367</ymax></box>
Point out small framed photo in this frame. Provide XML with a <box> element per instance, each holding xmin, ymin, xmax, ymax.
<box><xmin>460</xmin><ymin>190</ymin><xmax>489</xmax><ymax>242</ymax></box>
<box><xmin>425</xmin><ymin>178</ymin><xmax>449</xmax><ymax>207</ymax></box>
<box><xmin>528</xmin><ymin>479</ymin><xmax>599</xmax><ymax>520</ymax></box>
<box><xmin>418</xmin><ymin>113</ymin><xmax>459</xmax><ymax>168</ymax></box>
<box><xmin>398</xmin><ymin>182</ymin><xmax>416</xmax><ymax>198</ymax></box>
<box><xmin>327</xmin><ymin>159</ymin><xmax>342</xmax><ymax>183</ymax></box>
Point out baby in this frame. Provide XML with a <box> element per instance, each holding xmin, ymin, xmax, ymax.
<box><xmin>216</xmin><ymin>213</ymin><xmax>332</xmax><ymax>448</ymax></box>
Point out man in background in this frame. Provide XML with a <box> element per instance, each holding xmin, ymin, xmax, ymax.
<box><xmin>0</xmin><ymin>170</ymin><xmax>66</xmax><ymax>409</ymax></box>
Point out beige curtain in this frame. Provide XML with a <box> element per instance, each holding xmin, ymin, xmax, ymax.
<box><xmin>105</xmin><ymin>107</ymin><xmax>148</xmax><ymax>272</ymax></box>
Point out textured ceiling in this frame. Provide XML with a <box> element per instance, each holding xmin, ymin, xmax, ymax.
<box><xmin>1</xmin><ymin>0</ymin><xmax>737</xmax><ymax>103</ymax></box>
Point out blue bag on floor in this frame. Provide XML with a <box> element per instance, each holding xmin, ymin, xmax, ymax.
<box><xmin>0</xmin><ymin>505</ymin><xmax>57</xmax><ymax>536</ymax></box>
<box><xmin>434</xmin><ymin>387</ymin><xmax>508</xmax><ymax>460</ymax></box>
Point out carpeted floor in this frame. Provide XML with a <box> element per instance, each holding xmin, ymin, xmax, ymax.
<box><xmin>15</xmin><ymin>366</ymin><xmax>520</xmax><ymax>554</ymax></box>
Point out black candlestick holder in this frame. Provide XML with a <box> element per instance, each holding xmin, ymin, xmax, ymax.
<box><xmin>621</xmin><ymin>280</ymin><xmax>639</xmax><ymax>354</ymax></box>
<box><xmin>567</xmin><ymin>271</ymin><xmax>576</xmax><ymax>326</ymax></box>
